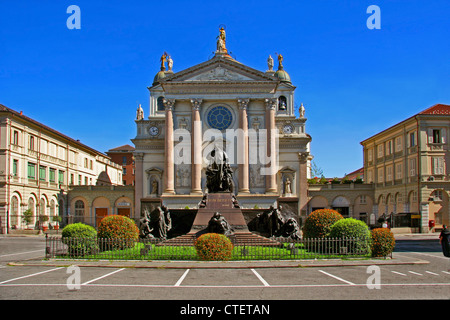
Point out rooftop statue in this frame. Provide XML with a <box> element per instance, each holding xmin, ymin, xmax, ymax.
<box><xmin>216</xmin><ymin>27</ymin><xmax>227</xmax><ymax>53</ymax></box>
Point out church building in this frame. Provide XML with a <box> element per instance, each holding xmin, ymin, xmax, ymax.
<box><xmin>132</xmin><ymin>28</ymin><xmax>312</xmax><ymax>223</ymax></box>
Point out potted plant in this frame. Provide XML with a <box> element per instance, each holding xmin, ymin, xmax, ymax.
<box><xmin>22</xmin><ymin>209</ymin><xmax>34</xmax><ymax>229</ymax></box>
<box><xmin>39</xmin><ymin>215</ymin><xmax>49</xmax><ymax>232</ymax></box>
<box><xmin>52</xmin><ymin>215</ymin><xmax>62</xmax><ymax>230</ymax></box>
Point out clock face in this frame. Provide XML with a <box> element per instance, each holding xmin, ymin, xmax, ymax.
<box><xmin>149</xmin><ymin>126</ymin><xmax>159</xmax><ymax>136</ymax></box>
<box><xmin>283</xmin><ymin>124</ymin><xmax>294</xmax><ymax>134</ymax></box>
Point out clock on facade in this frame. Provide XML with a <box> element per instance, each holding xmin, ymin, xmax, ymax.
<box><xmin>283</xmin><ymin>124</ymin><xmax>294</xmax><ymax>134</ymax></box>
<box><xmin>149</xmin><ymin>126</ymin><xmax>159</xmax><ymax>136</ymax></box>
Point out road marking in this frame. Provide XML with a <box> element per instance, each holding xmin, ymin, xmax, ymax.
<box><xmin>391</xmin><ymin>271</ymin><xmax>407</xmax><ymax>276</ymax></box>
<box><xmin>408</xmin><ymin>271</ymin><xmax>423</xmax><ymax>276</ymax></box>
<box><xmin>0</xmin><ymin>267</ymin><xmax>63</xmax><ymax>285</ymax></box>
<box><xmin>251</xmin><ymin>269</ymin><xmax>270</xmax><ymax>287</ymax></box>
<box><xmin>3</xmin><ymin>282</ymin><xmax>450</xmax><ymax>289</ymax></box>
<box><xmin>318</xmin><ymin>270</ymin><xmax>355</xmax><ymax>285</ymax></box>
<box><xmin>425</xmin><ymin>271</ymin><xmax>439</xmax><ymax>276</ymax></box>
<box><xmin>0</xmin><ymin>250</ymin><xmax>43</xmax><ymax>258</ymax></box>
<box><xmin>81</xmin><ymin>268</ymin><xmax>125</xmax><ymax>285</ymax></box>
<box><xmin>174</xmin><ymin>269</ymin><xmax>190</xmax><ymax>287</ymax></box>
<box><xmin>442</xmin><ymin>271</ymin><xmax>450</xmax><ymax>275</ymax></box>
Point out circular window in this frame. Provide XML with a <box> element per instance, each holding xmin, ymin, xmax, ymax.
<box><xmin>207</xmin><ymin>106</ymin><xmax>233</xmax><ymax>130</ymax></box>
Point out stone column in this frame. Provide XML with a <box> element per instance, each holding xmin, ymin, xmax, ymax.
<box><xmin>237</xmin><ymin>98</ymin><xmax>250</xmax><ymax>193</ymax></box>
<box><xmin>163</xmin><ymin>99</ymin><xmax>176</xmax><ymax>194</ymax></box>
<box><xmin>134</xmin><ymin>152</ymin><xmax>144</xmax><ymax>218</ymax></box>
<box><xmin>298</xmin><ymin>152</ymin><xmax>310</xmax><ymax>218</ymax></box>
<box><xmin>265</xmin><ymin>98</ymin><xmax>278</xmax><ymax>193</ymax></box>
<box><xmin>190</xmin><ymin>99</ymin><xmax>203</xmax><ymax>195</ymax></box>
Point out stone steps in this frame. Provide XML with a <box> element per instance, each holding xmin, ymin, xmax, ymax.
<box><xmin>158</xmin><ymin>232</ymin><xmax>280</xmax><ymax>247</ymax></box>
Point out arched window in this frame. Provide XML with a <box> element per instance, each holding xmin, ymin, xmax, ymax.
<box><xmin>10</xmin><ymin>196</ymin><xmax>19</xmax><ymax>227</ymax></box>
<box><xmin>278</xmin><ymin>96</ymin><xmax>287</xmax><ymax>110</ymax></box>
<box><xmin>40</xmin><ymin>198</ymin><xmax>46</xmax><ymax>217</ymax></box>
<box><xmin>50</xmin><ymin>199</ymin><xmax>56</xmax><ymax>217</ymax></box>
<box><xmin>157</xmin><ymin>96</ymin><xmax>165</xmax><ymax>111</ymax></box>
<box><xmin>27</xmin><ymin>197</ymin><xmax>36</xmax><ymax>225</ymax></box>
<box><xmin>74</xmin><ymin>200</ymin><xmax>85</xmax><ymax>223</ymax></box>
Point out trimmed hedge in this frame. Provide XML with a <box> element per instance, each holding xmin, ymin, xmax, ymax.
<box><xmin>194</xmin><ymin>233</ymin><xmax>234</xmax><ymax>261</ymax></box>
<box><xmin>329</xmin><ymin>218</ymin><xmax>372</xmax><ymax>254</ymax></box>
<box><xmin>303</xmin><ymin>209</ymin><xmax>343</xmax><ymax>238</ymax></box>
<box><xmin>371</xmin><ymin>228</ymin><xmax>395</xmax><ymax>257</ymax></box>
<box><xmin>97</xmin><ymin>215</ymin><xmax>139</xmax><ymax>250</ymax></box>
<box><xmin>61</xmin><ymin>223</ymin><xmax>98</xmax><ymax>257</ymax></box>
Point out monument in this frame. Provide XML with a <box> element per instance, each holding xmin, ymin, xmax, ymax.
<box><xmin>161</xmin><ymin>147</ymin><xmax>281</xmax><ymax>246</ymax></box>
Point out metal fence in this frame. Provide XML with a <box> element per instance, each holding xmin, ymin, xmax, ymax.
<box><xmin>45</xmin><ymin>235</ymin><xmax>372</xmax><ymax>260</ymax></box>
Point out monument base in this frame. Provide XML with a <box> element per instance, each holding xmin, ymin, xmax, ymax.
<box><xmin>160</xmin><ymin>193</ymin><xmax>280</xmax><ymax>247</ymax></box>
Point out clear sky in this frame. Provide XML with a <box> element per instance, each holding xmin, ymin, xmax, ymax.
<box><xmin>1</xmin><ymin>0</ymin><xmax>449</xmax><ymax>178</ymax></box>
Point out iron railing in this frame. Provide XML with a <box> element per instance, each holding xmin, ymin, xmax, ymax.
<box><xmin>45</xmin><ymin>235</ymin><xmax>372</xmax><ymax>260</ymax></box>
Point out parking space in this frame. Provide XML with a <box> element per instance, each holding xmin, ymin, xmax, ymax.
<box><xmin>1</xmin><ymin>264</ymin><xmax>448</xmax><ymax>289</ymax></box>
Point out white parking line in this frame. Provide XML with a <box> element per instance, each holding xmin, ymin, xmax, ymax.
<box><xmin>318</xmin><ymin>270</ymin><xmax>355</xmax><ymax>285</ymax></box>
<box><xmin>442</xmin><ymin>271</ymin><xmax>450</xmax><ymax>275</ymax></box>
<box><xmin>408</xmin><ymin>271</ymin><xmax>423</xmax><ymax>276</ymax></box>
<box><xmin>391</xmin><ymin>271</ymin><xmax>407</xmax><ymax>276</ymax></box>
<box><xmin>0</xmin><ymin>250</ymin><xmax>43</xmax><ymax>258</ymax></box>
<box><xmin>0</xmin><ymin>267</ymin><xmax>63</xmax><ymax>285</ymax></box>
<box><xmin>425</xmin><ymin>271</ymin><xmax>439</xmax><ymax>276</ymax></box>
<box><xmin>81</xmin><ymin>268</ymin><xmax>125</xmax><ymax>285</ymax></box>
<box><xmin>251</xmin><ymin>269</ymin><xmax>270</xmax><ymax>287</ymax></box>
<box><xmin>174</xmin><ymin>269</ymin><xmax>190</xmax><ymax>287</ymax></box>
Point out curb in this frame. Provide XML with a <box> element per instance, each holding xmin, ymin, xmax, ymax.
<box><xmin>7</xmin><ymin>256</ymin><xmax>428</xmax><ymax>269</ymax></box>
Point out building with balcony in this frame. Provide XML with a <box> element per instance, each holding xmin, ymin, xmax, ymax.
<box><xmin>360</xmin><ymin>103</ymin><xmax>450</xmax><ymax>232</ymax></box>
<box><xmin>0</xmin><ymin>104</ymin><xmax>123</xmax><ymax>233</ymax></box>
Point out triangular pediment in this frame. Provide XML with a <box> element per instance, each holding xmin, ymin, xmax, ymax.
<box><xmin>160</xmin><ymin>56</ymin><xmax>278</xmax><ymax>84</ymax></box>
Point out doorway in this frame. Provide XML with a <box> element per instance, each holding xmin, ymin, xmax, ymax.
<box><xmin>95</xmin><ymin>208</ymin><xmax>108</xmax><ymax>227</ymax></box>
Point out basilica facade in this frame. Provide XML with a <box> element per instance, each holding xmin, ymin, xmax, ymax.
<box><xmin>132</xmin><ymin>29</ymin><xmax>312</xmax><ymax>221</ymax></box>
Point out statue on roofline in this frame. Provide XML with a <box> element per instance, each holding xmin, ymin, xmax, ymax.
<box><xmin>216</xmin><ymin>26</ymin><xmax>227</xmax><ymax>53</ymax></box>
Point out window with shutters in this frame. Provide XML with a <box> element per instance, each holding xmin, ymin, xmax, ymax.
<box><xmin>432</xmin><ymin>157</ymin><xmax>445</xmax><ymax>175</ymax></box>
<box><xmin>409</xmin><ymin>158</ymin><xmax>416</xmax><ymax>176</ymax></box>
<box><xmin>428</xmin><ymin>128</ymin><xmax>446</xmax><ymax>144</ymax></box>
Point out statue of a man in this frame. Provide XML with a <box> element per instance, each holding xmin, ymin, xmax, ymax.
<box><xmin>208</xmin><ymin>212</ymin><xmax>234</xmax><ymax>236</ymax></box>
<box><xmin>206</xmin><ymin>147</ymin><xmax>233</xmax><ymax>193</ymax></box>
<box><xmin>267</xmin><ymin>55</ymin><xmax>274</xmax><ymax>71</ymax></box>
<box><xmin>167</xmin><ymin>55</ymin><xmax>173</xmax><ymax>72</ymax></box>
<box><xmin>136</xmin><ymin>104</ymin><xmax>144</xmax><ymax>120</ymax></box>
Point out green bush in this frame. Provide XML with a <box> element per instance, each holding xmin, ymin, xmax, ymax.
<box><xmin>329</xmin><ymin>218</ymin><xmax>372</xmax><ymax>254</ymax></box>
<box><xmin>97</xmin><ymin>215</ymin><xmax>139</xmax><ymax>250</ymax></box>
<box><xmin>303</xmin><ymin>209</ymin><xmax>344</xmax><ymax>239</ymax></box>
<box><xmin>371</xmin><ymin>228</ymin><xmax>395</xmax><ymax>257</ymax></box>
<box><xmin>61</xmin><ymin>223</ymin><xmax>98</xmax><ymax>257</ymax></box>
<box><xmin>194</xmin><ymin>233</ymin><xmax>234</xmax><ymax>261</ymax></box>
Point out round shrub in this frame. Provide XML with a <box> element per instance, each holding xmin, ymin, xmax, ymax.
<box><xmin>303</xmin><ymin>209</ymin><xmax>344</xmax><ymax>239</ymax></box>
<box><xmin>61</xmin><ymin>223</ymin><xmax>98</xmax><ymax>257</ymax></box>
<box><xmin>371</xmin><ymin>228</ymin><xmax>395</xmax><ymax>257</ymax></box>
<box><xmin>97</xmin><ymin>215</ymin><xmax>139</xmax><ymax>250</ymax></box>
<box><xmin>194</xmin><ymin>233</ymin><xmax>234</xmax><ymax>261</ymax></box>
<box><xmin>329</xmin><ymin>218</ymin><xmax>372</xmax><ymax>254</ymax></box>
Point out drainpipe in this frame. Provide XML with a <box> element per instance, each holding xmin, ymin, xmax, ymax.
<box><xmin>415</xmin><ymin>115</ymin><xmax>423</xmax><ymax>233</ymax></box>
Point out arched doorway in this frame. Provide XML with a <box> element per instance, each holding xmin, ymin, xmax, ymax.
<box><xmin>332</xmin><ymin>196</ymin><xmax>350</xmax><ymax>217</ymax></box>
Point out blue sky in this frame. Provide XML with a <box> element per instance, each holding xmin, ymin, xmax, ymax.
<box><xmin>1</xmin><ymin>0</ymin><xmax>449</xmax><ymax>178</ymax></box>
